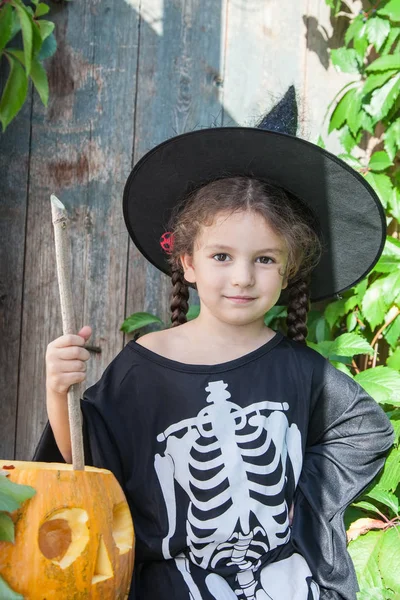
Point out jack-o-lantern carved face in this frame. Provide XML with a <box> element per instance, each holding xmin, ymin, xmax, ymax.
<box><xmin>0</xmin><ymin>461</ymin><xmax>135</xmax><ymax>599</ymax></box>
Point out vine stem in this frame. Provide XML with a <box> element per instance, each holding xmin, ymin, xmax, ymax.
<box><xmin>50</xmin><ymin>195</ymin><xmax>85</xmax><ymax>471</ymax></box>
<box><xmin>363</xmin><ymin>307</ymin><xmax>400</xmax><ymax>370</ymax></box>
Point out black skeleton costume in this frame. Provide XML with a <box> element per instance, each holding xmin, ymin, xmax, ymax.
<box><xmin>35</xmin><ymin>332</ymin><xmax>394</xmax><ymax>600</ymax></box>
<box><xmin>35</xmin><ymin>90</ymin><xmax>394</xmax><ymax>598</ymax></box>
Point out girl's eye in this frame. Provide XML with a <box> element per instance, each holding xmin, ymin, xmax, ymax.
<box><xmin>213</xmin><ymin>253</ymin><xmax>230</xmax><ymax>262</ymax></box>
<box><xmin>257</xmin><ymin>256</ymin><xmax>275</xmax><ymax>264</ymax></box>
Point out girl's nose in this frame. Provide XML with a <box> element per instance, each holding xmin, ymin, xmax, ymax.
<box><xmin>231</xmin><ymin>262</ymin><xmax>255</xmax><ymax>287</ymax></box>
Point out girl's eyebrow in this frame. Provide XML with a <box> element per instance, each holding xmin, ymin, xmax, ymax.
<box><xmin>204</xmin><ymin>244</ymin><xmax>284</xmax><ymax>254</ymax></box>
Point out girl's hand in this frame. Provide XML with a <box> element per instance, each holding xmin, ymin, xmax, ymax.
<box><xmin>46</xmin><ymin>326</ymin><xmax>92</xmax><ymax>395</ymax></box>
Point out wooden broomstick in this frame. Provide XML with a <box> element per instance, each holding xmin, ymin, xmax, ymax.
<box><xmin>50</xmin><ymin>194</ymin><xmax>85</xmax><ymax>471</ymax></box>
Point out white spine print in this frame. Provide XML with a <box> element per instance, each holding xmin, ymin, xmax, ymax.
<box><xmin>154</xmin><ymin>380</ymin><xmax>305</xmax><ymax>599</ymax></box>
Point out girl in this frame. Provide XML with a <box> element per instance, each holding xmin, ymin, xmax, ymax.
<box><xmin>38</xmin><ymin>127</ymin><xmax>393</xmax><ymax>600</ymax></box>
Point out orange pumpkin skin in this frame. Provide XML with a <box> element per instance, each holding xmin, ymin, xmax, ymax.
<box><xmin>0</xmin><ymin>461</ymin><xmax>134</xmax><ymax>599</ymax></box>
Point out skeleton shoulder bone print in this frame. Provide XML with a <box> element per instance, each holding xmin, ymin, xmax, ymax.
<box><xmin>154</xmin><ymin>380</ymin><xmax>320</xmax><ymax>599</ymax></box>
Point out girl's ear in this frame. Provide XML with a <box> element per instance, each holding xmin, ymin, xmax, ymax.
<box><xmin>180</xmin><ymin>253</ymin><xmax>196</xmax><ymax>284</ymax></box>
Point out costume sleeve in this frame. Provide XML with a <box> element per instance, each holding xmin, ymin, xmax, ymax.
<box><xmin>32</xmin><ymin>347</ymin><xmax>137</xmax><ymax>491</ymax></box>
<box><xmin>290</xmin><ymin>358</ymin><xmax>394</xmax><ymax>600</ymax></box>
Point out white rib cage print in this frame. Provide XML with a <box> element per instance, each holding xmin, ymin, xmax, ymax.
<box><xmin>154</xmin><ymin>380</ymin><xmax>314</xmax><ymax>599</ymax></box>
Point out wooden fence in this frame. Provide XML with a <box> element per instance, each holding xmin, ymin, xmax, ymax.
<box><xmin>0</xmin><ymin>0</ymin><xmax>351</xmax><ymax>460</ymax></box>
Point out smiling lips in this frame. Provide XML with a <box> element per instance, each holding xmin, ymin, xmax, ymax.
<box><xmin>224</xmin><ymin>296</ymin><xmax>256</xmax><ymax>303</ymax></box>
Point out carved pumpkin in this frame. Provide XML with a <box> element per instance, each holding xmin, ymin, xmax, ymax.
<box><xmin>0</xmin><ymin>460</ymin><xmax>134</xmax><ymax>599</ymax></box>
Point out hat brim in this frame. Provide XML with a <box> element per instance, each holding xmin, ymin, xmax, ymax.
<box><xmin>123</xmin><ymin>128</ymin><xmax>386</xmax><ymax>302</ymax></box>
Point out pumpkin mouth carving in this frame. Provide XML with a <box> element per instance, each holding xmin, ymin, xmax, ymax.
<box><xmin>39</xmin><ymin>508</ymin><xmax>90</xmax><ymax>569</ymax></box>
<box><xmin>113</xmin><ymin>502</ymin><xmax>134</xmax><ymax>554</ymax></box>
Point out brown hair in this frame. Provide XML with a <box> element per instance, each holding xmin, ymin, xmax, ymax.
<box><xmin>167</xmin><ymin>177</ymin><xmax>322</xmax><ymax>344</ymax></box>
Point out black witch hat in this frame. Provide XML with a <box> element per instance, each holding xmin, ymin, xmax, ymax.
<box><xmin>123</xmin><ymin>87</ymin><xmax>385</xmax><ymax>301</ymax></box>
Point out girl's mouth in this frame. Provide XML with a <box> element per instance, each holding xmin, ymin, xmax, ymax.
<box><xmin>224</xmin><ymin>296</ymin><xmax>256</xmax><ymax>303</ymax></box>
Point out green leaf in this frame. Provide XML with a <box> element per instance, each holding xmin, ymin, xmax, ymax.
<box><xmin>389</xmin><ymin>413</ymin><xmax>400</xmax><ymax>445</ymax></box>
<box><xmin>378</xmin><ymin>445</ymin><xmax>400</xmax><ymax>492</ymax></box>
<box><xmin>307</xmin><ymin>340</ymin><xmax>334</xmax><ymax>358</ymax></box>
<box><xmin>264</xmin><ymin>305</ymin><xmax>287</xmax><ymax>326</ymax></box>
<box><xmin>366</xmin><ymin>487</ymin><xmax>399</xmax><ymax>516</ymax></box>
<box><xmin>340</xmin><ymin>124</ymin><xmax>361</xmax><ymax>153</ymax></box>
<box><xmin>369</xmin><ymin>151</ymin><xmax>394</xmax><ymax>172</ymax></box>
<box><xmin>345</xmin><ymin>15</ymin><xmax>365</xmax><ymax>45</ymax></box>
<box><xmin>352</xmin><ymin>499</ymin><xmax>386</xmax><ymax>516</ymax></box>
<box><xmin>329</xmin><ymin>88</ymin><xmax>357</xmax><ymax>133</ymax></box>
<box><xmin>186</xmin><ymin>305</ymin><xmax>200</xmax><ymax>321</ymax></box>
<box><xmin>364</xmin><ymin>172</ymin><xmax>393</xmax><ymax>209</ymax></box>
<box><xmin>331</xmin><ymin>47</ymin><xmax>362</xmax><ymax>74</ymax></box>
<box><xmin>330</xmin><ymin>333</ymin><xmax>374</xmax><ymax>357</ymax></box>
<box><xmin>354</xmin><ymin>366</ymin><xmax>400</xmax><ymax>406</ymax></box>
<box><xmin>315</xmin><ymin>316</ymin><xmax>330</xmax><ymax>343</ymax></box>
<box><xmin>381</xmin><ymin>25</ymin><xmax>400</xmax><ymax>55</ymax></box>
<box><xmin>35</xmin><ymin>2</ymin><xmax>50</xmax><ymax>17</ymax></box>
<box><xmin>0</xmin><ymin>512</ymin><xmax>14</xmax><ymax>542</ymax></box>
<box><xmin>13</xmin><ymin>0</ymin><xmax>33</xmax><ymax>76</ymax></box>
<box><xmin>348</xmin><ymin>530</ymin><xmax>385</xmax><ymax>590</ymax></box>
<box><xmin>356</xmin><ymin>588</ymin><xmax>387</xmax><ymax>600</ymax></box>
<box><xmin>0</xmin><ymin>575</ymin><xmax>23</xmax><ymax>600</ymax></box>
<box><xmin>363</xmin><ymin>71</ymin><xmax>398</xmax><ymax>95</ymax></box>
<box><xmin>354</xmin><ymin>278</ymin><xmax>368</xmax><ymax>305</ymax></box>
<box><xmin>379</xmin><ymin>527</ymin><xmax>400</xmax><ymax>592</ymax></box>
<box><xmin>0</xmin><ymin>53</ymin><xmax>28</xmax><ymax>132</ymax></box>
<box><xmin>387</xmin><ymin>347</ymin><xmax>400</xmax><ymax>370</ymax></box>
<box><xmin>374</xmin><ymin>236</ymin><xmax>400</xmax><ymax>273</ymax></box>
<box><xmin>383</xmin><ymin>314</ymin><xmax>400</xmax><ymax>350</ymax></box>
<box><xmin>378</xmin><ymin>0</ymin><xmax>400</xmax><ymax>22</ymax></box>
<box><xmin>384</xmin><ymin>120</ymin><xmax>400</xmax><ymax>161</ymax></box>
<box><xmin>0</xmin><ymin>4</ymin><xmax>14</xmax><ymax>53</ymax></box>
<box><xmin>389</xmin><ymin>186</ymin><xmax>400</xmax><ymax>221</ymax></box>
<box><xmin>366</xmin><ymin>55</ymin><xmax>400</xmax><ymax>72</ymax></box>
<box><xmin>120</xmin><ymin>312</ymin><xmax>164</xmax><ymax>333</ymax></box>
<box><xmin>331</xmin><ymin>360</ymin><xmax>354</xmax><ymax>377</ymax></box>
<box><xmin>30</xmin><ymin>57</ymin><xmax>49</xmax><ymax>105</ymax></box>
<box><xmin>37</xmin><ymin>19</ymin><xmax>55</xmax><ymax>42</ymax></box>
<box><xmin>365</xmin><ymin>16</ymin><xmax>391</xmax><ymax>52</ymax></box>
<box><xmin>0</xmin><ymin>475</ymin><xmax>36</xmax><ymax>504</ymax></box>
<box><xmin>362</xmin><ymin>279</ymin><xmax>389</xmax><ymax>328</ymax></box>
<box><xmin>364</xmin><ymin>74</ymin><xmax>400</xmax><ymax>121</ymax></box>
<box><xmin>325</xmin><ymin>297</ymin><xmax>354</xmax><ymax>329</ymax></box>
<box><xmin>347</xmin><ymin>88</ymin><xmax>364</xmax><ymax>136</ymax></box>
<box><xmin>0</xmin><ymin>490</ymin><xmax>19</xmax><ymax>513</ymax></box>
<box><xmin>37</xmin><ymin>30</ymin><xmax>56</xmax><ymax>60</ymax></box>
<box><xmin>346</xmin><ymin>311</ymin><xmax>358</xmax><ymax>332</ymax></box>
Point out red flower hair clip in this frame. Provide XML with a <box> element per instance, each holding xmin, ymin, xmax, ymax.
<box><xmin>160</xmin><ymin>231</ymin><xmax>175</xmax><ymax>255</ymax></box>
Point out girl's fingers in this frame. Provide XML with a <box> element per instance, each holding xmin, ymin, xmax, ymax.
<box><xmin>78</xmin><ymin>325</ymin><xmax>92</xmax><ymax>341</ymax></box>
<box><xmin>56</xmin><ymin>346</ymin><xmax>91</xmax><ymax>362</ymax></box>
<box><xmin>51</xmin><ymin>334</ymin><xmax>88</xmax><ymax>349</ymax></box>
<box><xmin>55</xmin><ymin>359</ymin><xmax>87</xmax><ymax>373</ymax></box>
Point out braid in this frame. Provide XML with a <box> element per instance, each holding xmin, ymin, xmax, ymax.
<box><xmin>286</xmin><ymin>278</ymin><xmax>310</xmax><ymax>345</ymax></box>
<box><xmin>170</xmin><ymin>266</ymin><xmax>189</xmax><ymax>327</ymax></box>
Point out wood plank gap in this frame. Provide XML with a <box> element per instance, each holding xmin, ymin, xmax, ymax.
<box><xmin>220</xmin><ymin>0</ymin><xmax>229</xmax><ymax>126</ymax></box>
<box><xmin>14</xmin><ymin>84</ymin><xmax>35</xmax><ymax>460</ymax></box>
<box><xmin>123</xmin><ymin>0</ymin><xmax>142</xmax><ymax>348</ymax></box>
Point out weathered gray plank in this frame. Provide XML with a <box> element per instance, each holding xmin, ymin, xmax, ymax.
<box><xmin>0</xmin><ymin>89</ymin><xmax>32</xmax><ymax>460</ymax></box>
<box><xmin>15</xmin><ymin>0</ymin><xmax>140</xmax><ymax>460</ymax></box>
<box><xmin>126</xmin><ymin>0</ymin><xmax>231</xmax><ymax>327</ymax></box>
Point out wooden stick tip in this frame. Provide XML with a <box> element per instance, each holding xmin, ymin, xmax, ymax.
<box><xmin>50</xmin><ymin>194</ymin><xmax>66</xmax><ymax>210</ymax></box>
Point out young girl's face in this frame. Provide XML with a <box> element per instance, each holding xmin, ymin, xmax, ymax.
<box><xmin>181</xmin><ymin>210</ymin><xmax>288</xmax><ymax>327</ymax></box>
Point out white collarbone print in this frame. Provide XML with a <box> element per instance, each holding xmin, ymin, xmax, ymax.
<box><xmin>154</xmin><ymin>380</ymin><xmax>319</xmax><ymax>600</ymax></box>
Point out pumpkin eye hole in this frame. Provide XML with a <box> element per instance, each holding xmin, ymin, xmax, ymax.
<box><xmin>112</xmin><ymin>502</ymin><xmax>134</xmax><ymax>554</ymax></box>
<box><xmin>38</xmin><ymin>508</ymin><xmax>89</xmax><ymax>569</ymax></box>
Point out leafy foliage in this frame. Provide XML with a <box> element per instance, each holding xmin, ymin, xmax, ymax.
<box><xmin>0</xmin><ymin>0</ymin><xmax>60</xmax><ymax>131</ymax></box>
<box><xmin>0</xmin><ymin>468</ymin><xmax>36</xmax><ymax>596</ymax></box>
<box><xmin>320</xmin><ymin>2</ymin><xmax>400</xmax><ymax>596</ymax></box>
